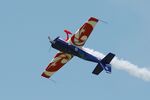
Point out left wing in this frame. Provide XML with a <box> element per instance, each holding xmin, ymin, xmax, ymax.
<box><xmin>69</xmin><ymin>17</ymin><xmax>99</xmax><ymax>47</ymax></box>
<box><xmin>41</xmin><ymin>52</ymin><xmax>73</xmax><ymax>78</ymax></box>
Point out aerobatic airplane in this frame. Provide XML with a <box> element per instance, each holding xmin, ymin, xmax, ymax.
<box><xmin>41</xmin><ymin>17</ymin><xmax>115</xmax><ymax>78</ymax></box>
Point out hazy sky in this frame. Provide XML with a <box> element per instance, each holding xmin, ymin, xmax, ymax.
<box><xmin>0</xmin><ymin>0</ymin><xmax>150</xmax><ymax>100</ymax></box>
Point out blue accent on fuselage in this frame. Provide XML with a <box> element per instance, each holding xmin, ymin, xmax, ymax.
<box><xmin>51</xmin><ymin>37</ymin><xmax>100</xmax><ymax>63</ymax></box>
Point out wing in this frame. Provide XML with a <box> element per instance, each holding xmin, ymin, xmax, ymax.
<box><xmin>41</xmin><ymin>52</ymin><xmax>73</xmax><ymax>78</ymax></box>
<box><xmin>69</xmin><ymin>17</ymin><xmax>99</xmax><ymax>47</ymax></box>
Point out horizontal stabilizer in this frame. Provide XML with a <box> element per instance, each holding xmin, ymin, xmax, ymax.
<box><xmin>92</xmin><ymin>64</ymin><xmax>103</xmax><ymax>75</ymax></box>
<box><xmin>101</xmin><ymin>53</ymin><xmax>115</xmax><ymax>64</ymax></box>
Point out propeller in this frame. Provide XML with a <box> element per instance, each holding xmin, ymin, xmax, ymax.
<box><xmin>48</xmin><ymin>36</ymin><xmax>54</xmax><ymax>44</ymax></box>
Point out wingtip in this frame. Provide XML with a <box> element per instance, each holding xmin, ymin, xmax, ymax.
<box><xmin>88</xmin><ymin>17</ymin><xmax>99</xmax><ymax>22</ymax></box>
<box><xmin>41</xmin><ymin>72</ymin><xmax>50</xmax><ymax>78</ymax></box>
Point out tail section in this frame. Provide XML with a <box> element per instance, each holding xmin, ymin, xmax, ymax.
<box><xmin>92</xmin><ymin>52</ymin><xmax>115</xmax><ymax>75</ymax></box>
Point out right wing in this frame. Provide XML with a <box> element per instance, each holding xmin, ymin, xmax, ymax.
<box><xmin>69</xmin><ymin>17</ymin><xmax>99</xmax><ymax>47</ymax></box>
<box><xmin>41</xmin><ymin>52</ymin><xmax>73</xmax><ymax>78</ymax></box>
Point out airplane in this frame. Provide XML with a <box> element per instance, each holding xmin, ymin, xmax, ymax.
<box><xmin>41</xmin><ymin>17</ymin><xmax>115</xmax><ymax>78</ymax></box>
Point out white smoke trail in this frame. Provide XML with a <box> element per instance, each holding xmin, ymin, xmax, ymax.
<box><xmin>83</xmin><ymin>47</ymin><xmax>150</xmax><ymax>81</ymax></box>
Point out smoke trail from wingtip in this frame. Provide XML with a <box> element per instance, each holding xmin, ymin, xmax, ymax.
<box><xmin>83</xmin><ymin>47</ymin><xmax>150</xmax><ymax>81</ymax></box>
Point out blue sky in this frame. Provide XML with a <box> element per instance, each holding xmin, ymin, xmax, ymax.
<box><xmin>0</xmin><ymin>0</ymin><xmax>150</xmax><ymax>100</ymax></box>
